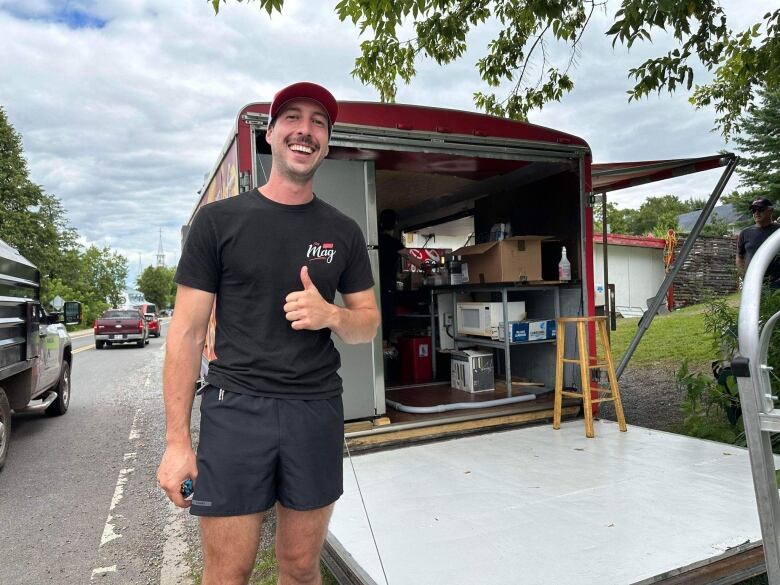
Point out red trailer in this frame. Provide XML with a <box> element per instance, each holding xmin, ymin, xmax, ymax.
<box><xmin>188</xmin><ymin>100</ymin><xmax>753</xmax><ymax>585</ymax></box>
<box><xmin>189</xmin><ymin>100</ymin><xmax>735</xmax><ymax>427</ymax></box>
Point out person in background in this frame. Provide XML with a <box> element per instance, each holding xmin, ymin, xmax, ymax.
<box><xmin>157</xmin><ymin>82</ymin><xmax>379</xmax><ymax>585</ymax></box>
<box><xmin>737</xmin><ymin>197</ymin><xmax>780</xmax><ymax>289</ymax></box>
<box><xmin>378</xmin><ymin>209</ymin><xmax>423</xmax><ymax>343</ymax></box>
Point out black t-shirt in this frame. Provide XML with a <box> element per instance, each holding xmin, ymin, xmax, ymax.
<box><xmin>176</xmin><ymin>190</ymin><xmax>374</xmax><ymax>399</ymax></box>
<box><xmin>378</xmin><ymin>232</ymin><xmax>404</xmax><ymax>294</ymax></box>
<box><xmin>738</xmin><ymin>223</ymin><xmax>780</xmax><ymax>284</ymax></box>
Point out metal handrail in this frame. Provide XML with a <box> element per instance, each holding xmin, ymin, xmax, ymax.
<box><xmin>738</xmin><ymin>227</ymin><xmax>780</xmax><ymax>412</ymax></box>
<box><xmin>735</xmin><ymin>225</ymin><xmax>780</xmax><ymax>584</ymax></box>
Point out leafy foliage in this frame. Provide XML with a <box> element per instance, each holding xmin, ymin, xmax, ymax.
<box><xmin>675</xmin><ymin>359</ymin><xmax>740</xmax><ymax>443</ymax></box>
<box><xmin>0</xmin><ymin>107</ymin><xmax>79</xmax><ymax>285</ymax></box>
<box><xmin>210</xmin><ymin>0</ymin><xmax>779</xmax><ymax>136</ymax></box>
<box><xmin>702</xmin><ymin>290</ymin><xmax>780</xmax><ymax>396</ymax></box>
<box><xmin>137</xmin><ymin>265</ymin><xmax>177</xmax><ymax>309</ymax></box>
<box><xmin>593</xmin><ymin>194</ymin><xmax>708</xmax><ymax>236</ymax></box>
<box><xmin>733</xmin><ymin>87</ymin><xmax>780</xmax><ymax>206</ymax></box>
<box><xmin>721</xmin><ymin>190</ymin><xmax>757</xmax><ymax>230</ymax></box>
<box><xmin>0</xmin><ymin>107</ymin><xmax>128</xmax><ymax>327</ymax></box>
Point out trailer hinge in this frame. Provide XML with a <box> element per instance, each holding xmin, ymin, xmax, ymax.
<box><xmin>239</xmin><ymin>172</ymin><xmax>252</xmax><ymax>192</ymax></box>
<box><xmin>587</xmin><ymin>192</ymin><xmax>597</xmax><ymax>206</ymax></box>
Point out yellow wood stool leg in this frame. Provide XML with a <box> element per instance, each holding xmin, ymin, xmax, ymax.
<box><xmin>576</xmin><ymin>320</ymin><xmax>594</xmax><ymax>438</ymax></box>
<box><xmin>553</xmin><ymin>319</ymin><xmax>565</xmax><ymax>430</ymax></box>
<box><xmin>598</xmin><ymin>319</ymin><xmax>627</xmax><ymax>432</ymax></box>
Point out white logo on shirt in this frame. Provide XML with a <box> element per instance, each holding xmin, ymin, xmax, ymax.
<box><xmin>306</xmin><ymin>242</ymin><xmax>336</xmax><ymax>264</ymax></box>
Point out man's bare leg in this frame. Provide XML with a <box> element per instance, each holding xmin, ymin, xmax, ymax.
<box><xmin>275</xmin><ymin>502</ymin><xmax>334</xmax><ymax>585</ymax></box>
<box><xmin>200</xmin><ymin>512</ymin><xmax>264</xmax><ymax>585</ymax></box>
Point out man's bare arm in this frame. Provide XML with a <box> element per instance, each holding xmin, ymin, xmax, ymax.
<box><xmin>329</xmin><ymin>288</ymin><xmax>380</xmax><ymax>344</ymax></box>
<box><xmin>157</xmin><ymin>285</ymin><xmax>215</xmax><ymax>507</ymax></box>
<box><xmin>736</xmin><ymin>254</ymin><xmax>746</xmax><ymax>273</ymax></box>
<box><xmin>284</xmin><ymin>266</ymin><xmax>379</xmax><ymax>344</ymax></box>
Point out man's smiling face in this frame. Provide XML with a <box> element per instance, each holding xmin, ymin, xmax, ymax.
<box><xmin>266</xmin><ymin>99</ymin><xmax>330</xmax><ymax>185</ymax></box>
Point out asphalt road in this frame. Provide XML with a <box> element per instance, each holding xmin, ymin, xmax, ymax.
<box><xmin>0</xmin><ymin>320</ymin><xmax>201</xmax><ymax>585</ymax></box>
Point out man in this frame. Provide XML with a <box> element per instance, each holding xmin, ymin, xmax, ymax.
<box><xmin>157</xmin><ymin>82</ymin><xmax>379</xmax><ymax>585</ymax></box>
<box><xmin>736</xmin><ymin>196</ymin><xmax>780</xmax><ymax>288</ymax></box>
<box><xmin>377</xmin><ymin>208</ymin><xmax>422</xmax><ymax>343</ymax></box>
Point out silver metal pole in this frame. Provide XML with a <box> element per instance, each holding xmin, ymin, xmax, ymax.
<box><xmin>735</xmin><ymin>227</ymin><xmax>780</xmax><ymax>584</ymax></box>
<box><xmin>615</xmin><ymin>154</ymin><xmax>738</xmax><ymax>378</ymax></box>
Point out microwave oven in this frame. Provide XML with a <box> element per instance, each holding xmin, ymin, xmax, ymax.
<box><xmin>456</xmin><ymin>301</ymin><xmax>526</xmax><ymax>337</ymax></box>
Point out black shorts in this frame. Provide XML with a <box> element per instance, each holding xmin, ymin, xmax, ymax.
<box><xmin>190</xmin><ymin>386</ymin><xmax>344</xmax><ymax>516</ymax></box>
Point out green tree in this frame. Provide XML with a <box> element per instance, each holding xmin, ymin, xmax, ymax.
<box><xmin>79</xmin><ymin>246</ymin><xmax>128</xmax><ymax>309</ymax></box>
<box><xmin>137</xmin><ymin>265</ymin><xmax>177</xmax><ymax>309</ymax></box>
<box><xmin>0</xmin><ymin>107</ymin><xmax>129</xmax><ymax>326</ymax></box>
<box><xmin>211</xmin><ymin>0</ymin><xmax>779</xmax><ymax>136</ymax></box>
<box><xmin>721</xmin><ymin>189</ymin><xmax>754</xmax><ymax>229</ymax></box>
<box><xmin>592</xmin><ymin>199</ymin><xmax>634</xmax><ymax>234</ymax></box>
<box><xmin>0</xmin><ymin>107</ymin><xmax>78</xmax><ymax>289</ymax></box>
<box><xmin>734</xmin><ymin>87</ymin><xmax>780</xmax><ymax>206</ymax></box>
<box><xmin>40</xmin><ymin>246</ymin><xmax>128</xmax><ymax>328</ymax></box>
<box><xmin>626</xmin><ymin>195</ymin><xmax>690</xmax><ymax>235</ymax></box>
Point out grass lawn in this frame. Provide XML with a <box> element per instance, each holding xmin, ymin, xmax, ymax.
<box><xmin>605</xmin><ymin>294</ymin><xmax>740</xmax><ymax>369</ymax></box>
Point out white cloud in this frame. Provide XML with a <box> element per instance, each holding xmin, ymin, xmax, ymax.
<box><xmin>0</xmin><ymin>0</ymin><xmax>773</xmax><ymax>284</ymax></box>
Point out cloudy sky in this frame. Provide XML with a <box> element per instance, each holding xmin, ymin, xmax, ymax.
<box><xmin>0</xmin><ymin>0</ymin><xmax>772</xmax><ymax>284</ymax></box>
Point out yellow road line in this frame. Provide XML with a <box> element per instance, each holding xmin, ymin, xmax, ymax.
<box><xmin>70</xmin><ymin>331</ymin><xmax>94</xmax><ymax>339</ymax></box>
<box><xmin>73</xmin><ymin>345</ymin><xmax>93</xmax><ymax>354</ymax></box>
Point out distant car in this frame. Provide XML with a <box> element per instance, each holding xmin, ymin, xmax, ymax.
<box><xmin>94</xmin><ymin>308</ymin><xmax>148</xmax><ymax>349</ymax></box>
<box><xmin>133</xmin><ymin>302</ymin><xmax>160</xmax><ymax>338</ymax></box>
<box><xmin>145</xmin><ymin>313</ymin><xmax>160</xmax><ymax>337</ymax></box>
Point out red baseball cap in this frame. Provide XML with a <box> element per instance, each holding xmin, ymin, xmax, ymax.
<box><xmin>269</xmin><ymin>82</ymin><xmax>338</xmax><ymax>129</ymax></box>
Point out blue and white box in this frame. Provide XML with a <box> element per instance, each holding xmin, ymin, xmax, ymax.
<box><xmin>497</xmin><ymin>319</ymin><xmax>557</xmax><ymax>343</ymax></box>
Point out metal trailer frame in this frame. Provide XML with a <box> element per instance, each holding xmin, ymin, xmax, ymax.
<box><xmin>733</xmin><ymin>227</ymin><xmax>780</xmax><ymax>584</ymax></box>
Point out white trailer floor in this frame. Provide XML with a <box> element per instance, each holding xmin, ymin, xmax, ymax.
<box><xmin>330</xmin><ymin>419</ymin><xmax>764</xmax><ymax>585</ymax></box>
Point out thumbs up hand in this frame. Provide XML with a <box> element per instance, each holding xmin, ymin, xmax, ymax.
<box><xmin>284</xmin><ymin>266</ymin><xmax>335</xmax><ymax>331</ymax></box>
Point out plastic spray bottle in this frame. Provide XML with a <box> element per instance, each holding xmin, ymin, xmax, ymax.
<box><xmin>558</xmin><ymin>246</ymin><xmax>571</xmax><ymax>281</ymax></box>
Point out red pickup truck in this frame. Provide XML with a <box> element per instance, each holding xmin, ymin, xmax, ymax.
<box><xmin>94</xmin><ymin>308</ymin><xmax>149</xmax><ymax>349</ymax></box>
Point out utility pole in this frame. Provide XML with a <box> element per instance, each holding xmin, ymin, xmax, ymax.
<box><xmin>156</xmin><ymin>228</ymin><xmax>165</xmax><ymax>267</ymax></box>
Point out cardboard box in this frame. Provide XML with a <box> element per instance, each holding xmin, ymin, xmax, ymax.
<box><xmin>450</xmin><ymin>349</ymin><xmax>494</xmax><ymax>393</ymax></box>
<box><xmin>497</xmin><ymin>319</ymin><xmax>557</xmax><ymax>343</ymax></box>
<box><xmin>454</xmin><ymin>236</ymin><xmax>547</xmax><ymax>284</ymax></box>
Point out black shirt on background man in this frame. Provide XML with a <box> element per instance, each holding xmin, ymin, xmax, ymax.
<box><xmin>737</xmin><ymin>196</ymin><xmax>780</xmax><ymax>287</ymax></box>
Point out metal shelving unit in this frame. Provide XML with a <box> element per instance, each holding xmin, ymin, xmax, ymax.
<box><xmin>430</xmin><ymin>284</ymin><xmax>561</xmax><ymax>396</ymax></box>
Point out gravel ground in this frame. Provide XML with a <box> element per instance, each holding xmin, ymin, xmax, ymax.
<box><xmin>598</xmin><ymin>363</ymin><xmax>686</xmax><ymax>431</ymax></box>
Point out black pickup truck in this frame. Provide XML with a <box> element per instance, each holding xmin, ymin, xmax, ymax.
<box><xmin>0</xmin><ymin>238</ymin><xmax>81</xmax><ymax>471</ymax></box>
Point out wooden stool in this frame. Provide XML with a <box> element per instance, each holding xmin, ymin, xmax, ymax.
<box><xmin>553</xmin><ymin>316</ymin><xmax>627</xmax><ymax>438</ymax></box>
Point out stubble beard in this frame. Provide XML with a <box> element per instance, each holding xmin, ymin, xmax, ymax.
<box><xmin>273</xmin><ymin>138</ymin><xmax>324</xmax><ymax>186</ymax></box>
<box><xmin>278</xmin><ymin>158</ymin><xmax>320</xmax><ymax>185</ymax></box>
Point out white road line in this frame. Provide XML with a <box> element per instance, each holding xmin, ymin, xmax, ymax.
<box><xmin>160</xmin><ymin>501</ymin><xmax>194</xmax><ymax>585</ymax></box>
<box><xmin>90</xmin><ymin>565</ymin><xmax>117</xmax><ymax>579</ymax></box>
<box><xmin>99</xmin><ymin>452</ymin><xmax>136</xmax><ymax>547</ymax></box>
<box><xmin>129</xmin><ymin>408</ymin><xmax>141</xmax><ymax>441</ymax></box>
